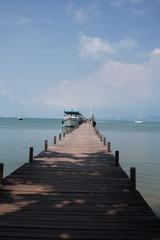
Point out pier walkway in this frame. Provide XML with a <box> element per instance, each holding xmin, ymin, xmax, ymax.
<box><xmin>0</xmin><ymin>123</ymin><xmax>160</xmax><ymax>239</ymax></box>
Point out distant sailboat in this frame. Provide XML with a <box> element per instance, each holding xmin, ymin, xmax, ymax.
<box><xmin>18</xmin><ymin>106</ymin><xmax>24</xmax><ymax>120</ymax></box>
<box><xmin>135</xmin><ymin>113</ymin><xmax>143</xmax><ymax>124</ymax></box>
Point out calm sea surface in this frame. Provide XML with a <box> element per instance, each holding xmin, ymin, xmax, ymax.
<box><xmin>0</xmin><ymin>118</ymin><xmax>160</xmax><ymax>217</ymax></box>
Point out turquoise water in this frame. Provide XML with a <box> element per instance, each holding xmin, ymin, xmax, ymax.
<box><xmin>0</xmin><ymin>118</ymin><xmax>64</xmax><ymax>177</ymax></box>
<box><xmin>96</xmin><ymin>120</ymin><xmax>160</xmax><ymax>217</ymax></box>
<box><xmin>0</xmin><ymin>118</ymin><xmax>160</xmax><ymax>217</ymax></box>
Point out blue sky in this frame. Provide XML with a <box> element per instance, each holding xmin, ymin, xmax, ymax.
<box><xmin>0</xmin><ymin>0</ymin><xmax>160</xmax><ymax>119</ymax></box>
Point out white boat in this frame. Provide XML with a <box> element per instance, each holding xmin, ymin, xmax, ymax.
<box><xmin>18</xmin><ymin>116</ymin><xmax>24</xmax><ymax>120</ymax></box>
<box><xmin>18</xmin><ymin>105</ymin><xmax>24</xmax><ymax>120</ymax></box>
<box><xmin>62</xmin><ymin>108</ymin><xmax>84</xmax><ymax>127</ymax></box>
<box><xmin>135</xmin><ymin>113</ymin><xmax>143</xmax><ymax>124</ymax></box>
<box><xmin>135</xmin><ymin>120</ymin><xmax>143</xmax><ymax>124</ymax></box>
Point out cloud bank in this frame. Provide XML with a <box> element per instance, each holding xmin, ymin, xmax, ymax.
<box><xmin>36</xmin><ymin>48</ymin><xmax>160</xmax><ymax>115</ymax></box>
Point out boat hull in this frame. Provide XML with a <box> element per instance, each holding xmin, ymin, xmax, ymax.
<box><xmin>63</xmin><ymin>119</ymin><xmax>79</xmax><ymax>127</ymax></box>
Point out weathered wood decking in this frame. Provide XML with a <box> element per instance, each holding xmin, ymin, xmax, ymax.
<box><xmin>0</xmin><ymin>123</ymin><xmax>160</xmax><ymax>240</ymax></box>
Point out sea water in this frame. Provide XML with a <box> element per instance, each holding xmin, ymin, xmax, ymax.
<box><xmin>96</xmin><ymin>120</ymin><xmax>160</xmax><ymax>217</ymax></box>
<box><xmin>0</xmin><ymin>118</ymin><xmax>160</xmax><ymax>217</ymax></box>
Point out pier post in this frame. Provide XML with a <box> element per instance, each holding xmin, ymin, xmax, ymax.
<box><xmin>115</xmin><ymin>150</ymin><xmax>119</xmax><ymax>166</ymax></box>
<box><xmin>100</xmin><ymin>135</ymin><xmax>102</xmax><ymax>142</ymax></box>
<box><xmin>130</xmin><ymin>167</ymin><xmax>136</xmax><ymax>191</ymax></box>
<box><xmin>59</xmin><ymin>133</ymin><xmax>61</xmax><ymax>141</ymax></box>
<box><xmin>103</xmin><ymin>137</ymin><xmax>106</xmax><ymax>146</ymax></box>
<box><xmin>0</xmin><ymin>163</ymin><xmax>4</xmax><ymax>186</ymax></box>
<box><xmin>63</xmin><ymin>132</ymin><xmax>65</xmax><ymax>138</ymax></box>
<box><xmin>54</xmin><ymin>136</ymin><xmax>56</xmax><ymax>144</ymax></box>
<box><xmin>29</xmin><ymin>147</ymin><xmax>34</xmax><ymax>163</ymax></box>
<box><xmin>107</xmin><ymin>142</ymin><xmax>111</xmax><ymax>152</ymax></box>
<box><xmin>45</xmin><ymin>140</ymin><xmax>48</xmax><ymax>151</ymax></box>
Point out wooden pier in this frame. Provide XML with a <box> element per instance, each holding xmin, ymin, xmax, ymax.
<box><xmin>0</xmin><ymin>123</ymin><xmax>160</xmax><ymax>239</ymax></box>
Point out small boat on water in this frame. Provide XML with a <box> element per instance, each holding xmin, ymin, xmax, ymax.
<box><xmin>62</xmin><ymin>108</ymin><xmax>85</xmax><ymax>127</ymax></box>
<box><xmin>18</xmin><ymin>105</ymin><xmax>24</xmax><ymax>120</ymax></box>
<box><xmin>135</xmin><ymin>120</ymin><xmax>143</xmax><ymax>124</ymax></box>
<box><xmin>135</xmin><ymin>113</ymin><xmax>143</xmax><ymax>124</ymax></box>
<box><xmin>18</xmin><ymin>116</ymin><xmax>24</xmax><ymax>120</ymax></box>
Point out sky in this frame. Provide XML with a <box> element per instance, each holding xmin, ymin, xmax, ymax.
<box><xmin>0</xmin><ymin>0</ymin><xmax>160</xmax><ymax>119</ymax></box>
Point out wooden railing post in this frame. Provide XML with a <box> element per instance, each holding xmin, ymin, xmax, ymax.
<box><xmin>115</xmin><ymin>150</ymin><xmax>119</xmax><ymax>166</ymax></box>
<box><xmin>107</xmin><ymin>142</ymin><xmax>111</xmax><ymax>152</ymax></box>
<box><xmin>100</xmin><ymin>135</ymin><xmax>102</xmax><ymax>142</ymax></box>
<box><xmin>103</xmin><ymin>137</ymin><xmax>106</xmax><ymax>146</ymax></box>
<box><xmin>0</xmin><ymin>163</ymin><xmax>4</xmax><ymax>186</ymax></box>
<box><xmin>54</xmin><ymin>136</ymin><xmax>56</xmax><ymax>144</ymax></box>
<box><xmin>63</xmin><ymin>132</ymin><xmax>65</xmax><ymax>138</ymax></box>
<box><xmin>29</xmin><ymin>147</ymin><xmax>34</xmax><ymax>163</ymax></box>
<box><xmin>45</xmin><ymin>140</ymin><xmax>48</xmax><ymax>151</ymax></box>
<box><xmin>130</xmin><ymin>167</ymin><xmax>136</xmax><ymax>191</ymax></box>
<box><xmin>59</xmin><ymin>133</ymin><xmax>61</xmax><ymax>141</ymax></box>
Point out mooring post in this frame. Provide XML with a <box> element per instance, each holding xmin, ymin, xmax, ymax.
<box><xmin>45</xmin><ymin>140</ymin><xmax>48</xmax><ymax>151</ymax></box>
<box><xmin>103</xmin><ymin>137</ymin><xmax>106</xmax><ymax>146</ymax></box>
<box><xmin>29</xmin><ymin>147</ymin><xmax>34</xmax><ymax>163</ymax></box>
<box><xmin>107</xmin><ymin>142</ymin><xmax>111</xmax><ymax>152</ymax></box>
<box><xmin>59</xmin><ymin>133</ymin><xmax>61</xmax><ymax>141</ymax></box>
<box><xmin>100</xmin><ymin>135</ymin><xmax>102</xmax><ymax>142</ymax></box>
<box><xmin>0</xmin><ymin>163</ymin><xmax>4</xmax><ymax>186</ymax></box>
<box><xmin>115</xmin><ymin>150</ymin><xmax>119</xmax><ymax>166</ymax></box>
<box><xmin>130</xmin><ymin>167</ymin><xmax>136</xmax><ymax>191</ymax></box>
<box><xmin>98</xmin><ymin>131</ymin><xmax>100</xmax><ymax>138</ymax></box>
<box><xmin>54</xmin><ymin>136</ymin><xmax>56</xmax><ymax>144</ymax></box>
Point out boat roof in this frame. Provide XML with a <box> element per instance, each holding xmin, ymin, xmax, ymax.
<box><xmin>64</xmin><ymin>110</ymin><xmax>81</xmax><ymax>115</ymax></box>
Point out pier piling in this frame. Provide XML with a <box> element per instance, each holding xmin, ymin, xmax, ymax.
<box><xmin>29</xmin><ymin>147</ymin><xmax>34</xmax><ymax>163</ymax></box>
<box><xmin>44</xmin><ymin>140</ymin><xmax>48</xmax><ymax>151</ymax></box>
<box><xmin>115</xmin><ymin>150</ymin><xmax>119</xmax><ymax>166</ymax></box>
<box><xmin>0</xmin><ymin>163</ymin><xmax>4</xmax><ymax>186</ymax></box>
<box><xmin>59</xmin><ymin>133</ymin><xmax>61</xmax><ymax>141</ymax></box>
<box><xmin>103</xmin><ymin>137</ymin><xmax>106</xmax><ymax>146</ymax></box>
<box><xmin>107</xmin><ymin>141</ymin><xmax>111</xmax><ymax>152</ymax></box>
<box><xmin>130</xmin><ymin>167</ymin><xmax>136</xmax><ymax>190</ymax></box>
<box><xmin>100</xmin><ymin>135</ymin><xmax>102</xmax><ymax>142</ymax></box>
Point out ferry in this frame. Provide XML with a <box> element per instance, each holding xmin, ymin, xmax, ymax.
<box><xmin>62</xmin><ymin>108</ymin><xmax>85</xmax><ymax>127</ymax></box>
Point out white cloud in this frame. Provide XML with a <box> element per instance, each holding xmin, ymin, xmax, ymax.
<box><xmin>0</xmin><ymin>86</ymin><xmax>12</xmax><ymax>96</ymax></box>
<box><xmin>74</xmin><ymin>10</ymin><xmax>86</xmax><ymax>23</ymax></box>
<box><xmin>18</xmin><ymin>18</ymin><xmax>35</xmax><ymax>24</ymax></box>
<box><xmin>148</xmin><ymin>48</ymin><xmax>160</xmax><ymax>82</ymax></box>
<box><xmin>118</xmin><ymin>38</ymin><xmax>137</xmax><ymax>50</ymax></box>
<box><xmin>110</xmin><ymin>0</ymin><xmax>143</xmax><ymax>7</ymax></box>
<box><xmin>79</xmin><ymin>32</ymin><xmax>137</xmax><ymax>58</ymax></box>
<box><xmin>79</xmin><ymin>33</ymin><xmax>115</xmax><ymax>57</ymax></box>
<box><xmin>134</xmin><ymin>10</ymin><xmax>146</xmax><ymax>16</ymax></box>
<box><xmin>38</xmin><ymin>48</ymin><xmax>159</xmax><ymax>113</ymax></box>
<box><xmin>66</xmin><ymin>2</ymin><xmax>100</xmax><ymax>23</ymax></box>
